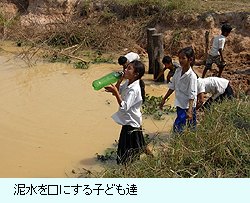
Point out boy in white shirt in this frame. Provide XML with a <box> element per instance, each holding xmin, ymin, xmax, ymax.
<box><xmin>196</xmin><ymin>77</ymin><xmax>234</xmax><ymax>110</ymax></box>
<box><xmin>118</xmin><ymin>52</ymin><xmax>140</xmax><ymax>71</ymax></box>
<box><xmin>202</xmin><ymin>24</ymin><xmax>232</xmax><ymax>78</ymax></box>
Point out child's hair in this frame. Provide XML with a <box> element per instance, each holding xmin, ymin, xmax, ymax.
<box><xmin>221</xmin><ymin>23</ymin><xmax>232</xmax><ymax>34</ymax></box>
<box><xmin>178</xmin><ymin>46</ymin><xmax>195</xmax><ymax>67</ymax></box>
<box><xmin>130</xmin><ymin>60</ymin><xmax>145</xmax><ymax>102</ymax></box>
<box><xmin>162</xmin><ymin>56</ymin><xmax>172</xmax><ymax>64</ymax></box>
<box><xmin>118</xmin><ymin>56</ymin><xmax>127</xmax><ymax>65</ymax></box>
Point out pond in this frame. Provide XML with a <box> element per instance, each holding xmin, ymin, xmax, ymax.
<box><xmin>0</xmin><ymin>41</ymin><xmax>176</xmax><ymax>178</ymax></box>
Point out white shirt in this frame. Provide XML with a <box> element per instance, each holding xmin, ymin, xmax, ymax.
<box><xmin>209</xmin><ymin>34</ymin><xmax>226</xmax><ymax>56</ymax></box>
<box><xmin>197</xmin><ymin>77</ymin><xmax>229</xmax><ymax>100</ymax></box>
<box><xmin>168</xmin><ymin>67</ymin><xmax>197</xmax><ymax>109</ymax></box>
<box><xmin>124</xmin><ymin>52</ymin><xmax>140</xmax><ymax>63</ymax></box>
<box><xmin>111</xmin><ymin>79</ymin><xmax>142</xmax><ymax>128</ymax></box>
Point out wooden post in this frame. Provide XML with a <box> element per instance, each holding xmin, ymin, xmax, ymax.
<box><xmin>205</xmin><ymin>31</ymin><xmax>210</xmax><ymax>60</ymax></box>
<box><xmin>147</xmin><ymin>28</ymin><xmax>156</xmax><ymax>74</ymax></box>
<box><xmin>153</xmin><ymin>33</ymin><xmax>164</xmax><ymax>82</ymax></box>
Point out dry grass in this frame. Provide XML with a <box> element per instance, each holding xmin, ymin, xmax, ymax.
<box><xmin>96</xmin><ymin>93</ymin><xmax>250</xmax><ymax>178</ymax></box>
<box><xmin>1</xmin><ymin>0</ymin><xmax>250</xmax><ymax>58</ymax></box>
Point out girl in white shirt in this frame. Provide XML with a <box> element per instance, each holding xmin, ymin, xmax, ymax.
<box><xmin>104</xmin><ymin>60</ymin><xmax>152</xmax><ymax>165</ymax></box>
<box><xmin>159</xmin><ymin>47</ymin><xmax>197</xmax><ymax>134</ymax></box>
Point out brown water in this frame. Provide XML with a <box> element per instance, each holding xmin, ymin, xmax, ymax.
<box><xmin>0</xmin><ymin>41</ymin><xmax>175</xmax><ymax>178</ymax></box>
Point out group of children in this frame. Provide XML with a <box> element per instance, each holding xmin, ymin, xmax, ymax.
<box><xmin>103</xmin><ymin>23</ymin><xmax>234</xmax><ymax>165</ymax></box>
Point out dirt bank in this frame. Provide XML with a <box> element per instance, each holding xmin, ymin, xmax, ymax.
<box><xmin>1</xmin><ymin>0</ymin><xmax>249</xmax><ymax>93</ymax></box>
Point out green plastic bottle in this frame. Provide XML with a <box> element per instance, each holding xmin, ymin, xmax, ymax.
<box><xmin>92</xmin><ymin>71</ymin><xmax>124</xmax><ymax>90</ymax></box>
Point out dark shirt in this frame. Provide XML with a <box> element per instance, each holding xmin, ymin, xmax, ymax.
<box><xmin>163</xmin><ymin>62</ymin><xmax>181</xmax><ymax>77</ymax></box>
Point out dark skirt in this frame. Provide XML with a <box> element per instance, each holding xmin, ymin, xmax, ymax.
<box><xmin>117</xmin><ymin>125</ymin><xmax>147</xmax><ymax>165</ymax></box>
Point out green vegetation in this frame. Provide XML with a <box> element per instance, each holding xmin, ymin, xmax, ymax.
<box><xmin>96</xmin><ymin>147</ymin><xmax>117</xmax><ymax>162</ymax></box>
<box><xmin>49</xmin><ymin>56</ymin><xmax>71</xmax><ymax>63</ymax></box>
<box><xmin>72</xmin><ymin>53</ymin><xmax>114</xmax><ymax>68</ymax></box>
<box><xmin>90</xmin><ymin>54</ymin><xmax>115</xmax><ymax>64</ymax></box>
<box><xmin>47</xmin><ymin>33</ymin><xmax>82</xmax><ymax>47</ymax></box>
<box><xmin>74</xmin><ymin>61</ymin><xmax>89</xmax><ymax>69</ymax></box>
<box><xmin>96</xmin><ymin>93</ymin><xmax>250</xmax><ymax>178</ymax></box>
<box><xmin>44</xmin><ymin>52</ymin><xmax>114</xmax><ymax>69</ymax></box>
<box><xmin>142</xmin><ymin>94</ymin><xmax>175</xmax><ymax>120</ymax></box>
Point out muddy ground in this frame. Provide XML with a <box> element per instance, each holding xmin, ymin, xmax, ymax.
<box><xmin>1</xmin><ymin>0</ymin><xmax>250</xmax><ymax>94</ymax></box>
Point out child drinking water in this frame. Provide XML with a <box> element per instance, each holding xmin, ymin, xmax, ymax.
<box><xmin>159</xmin><ymin>47</ymin><xmax>197</xmax><ymax>134</ymax></box>
<box><xmin>104</xmin><ymin>60</ymin><xmax>151</xmax><ymax>165</ymax></box>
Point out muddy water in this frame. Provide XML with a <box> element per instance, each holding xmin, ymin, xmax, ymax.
<box><xmin>0</xmin><ymin>41</ymin><xmax>175</xmax><ymax>178</ymax></box>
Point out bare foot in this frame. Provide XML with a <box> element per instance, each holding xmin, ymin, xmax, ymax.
<box><xmin>146</xmin><ymin>146</ymin><xmax>154</xmax><ymax>157</ymax></box>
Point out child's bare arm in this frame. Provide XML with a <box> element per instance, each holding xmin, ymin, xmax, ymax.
<box><xmin>159</xmin><ymin>89</ymin><xmax>174</xmax><ymax>110</ymax></box>
<box><xmin>196</xmin><ymin>93</ymin><xmax>204</xmax><ymax>110</ymax></box>
<box><xmin>166</xmin><ymin>75</ymin><xmax>171</xmax><ymax>83</ymax></box>
<box><xmin>187</xmin><ymin>99</ymin><xmax>194</xmax><ymax>121</ymax></box>
<box><xmin>153</xmin><ymin>70</ymin><xmax>164</xmax><ymax>81</ymax></box>
<box><xmin>218</xmin><ymin>49</ymin><xmax>225</xmax><ymax>62</ymax></box>
<box><xmin>104</xmin><ymin>84</ymin><xmax>123</xmax><ymax>107</ymax></box>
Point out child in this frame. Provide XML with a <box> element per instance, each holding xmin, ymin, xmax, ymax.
<box><xmin>159</xmin><ymin>47</ymin><xmax>197</xmax><ymax>134</ymax></box>
<box><xmin>196</xmin><ymin>77</ymin><xmax>235</xmax><ymax>110</ymax></box>
<box><xmin>202</xmin><ymin>24</ymin><xmax>232</xmax><ymax>78</ymax></box>
<box><xmin>104</xmin><ymin>60</ymin><xmax>151</xmax><ymax>165</ymax></box>
<box><xmin>153</xmin><ymin>56</ymin><xmax>181</xmax><ymax>83</ymax></box>
<box><xmin>118</xmin><ymin>52</ymin><xmax>140</xmax><ymax>71</ymax></box>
